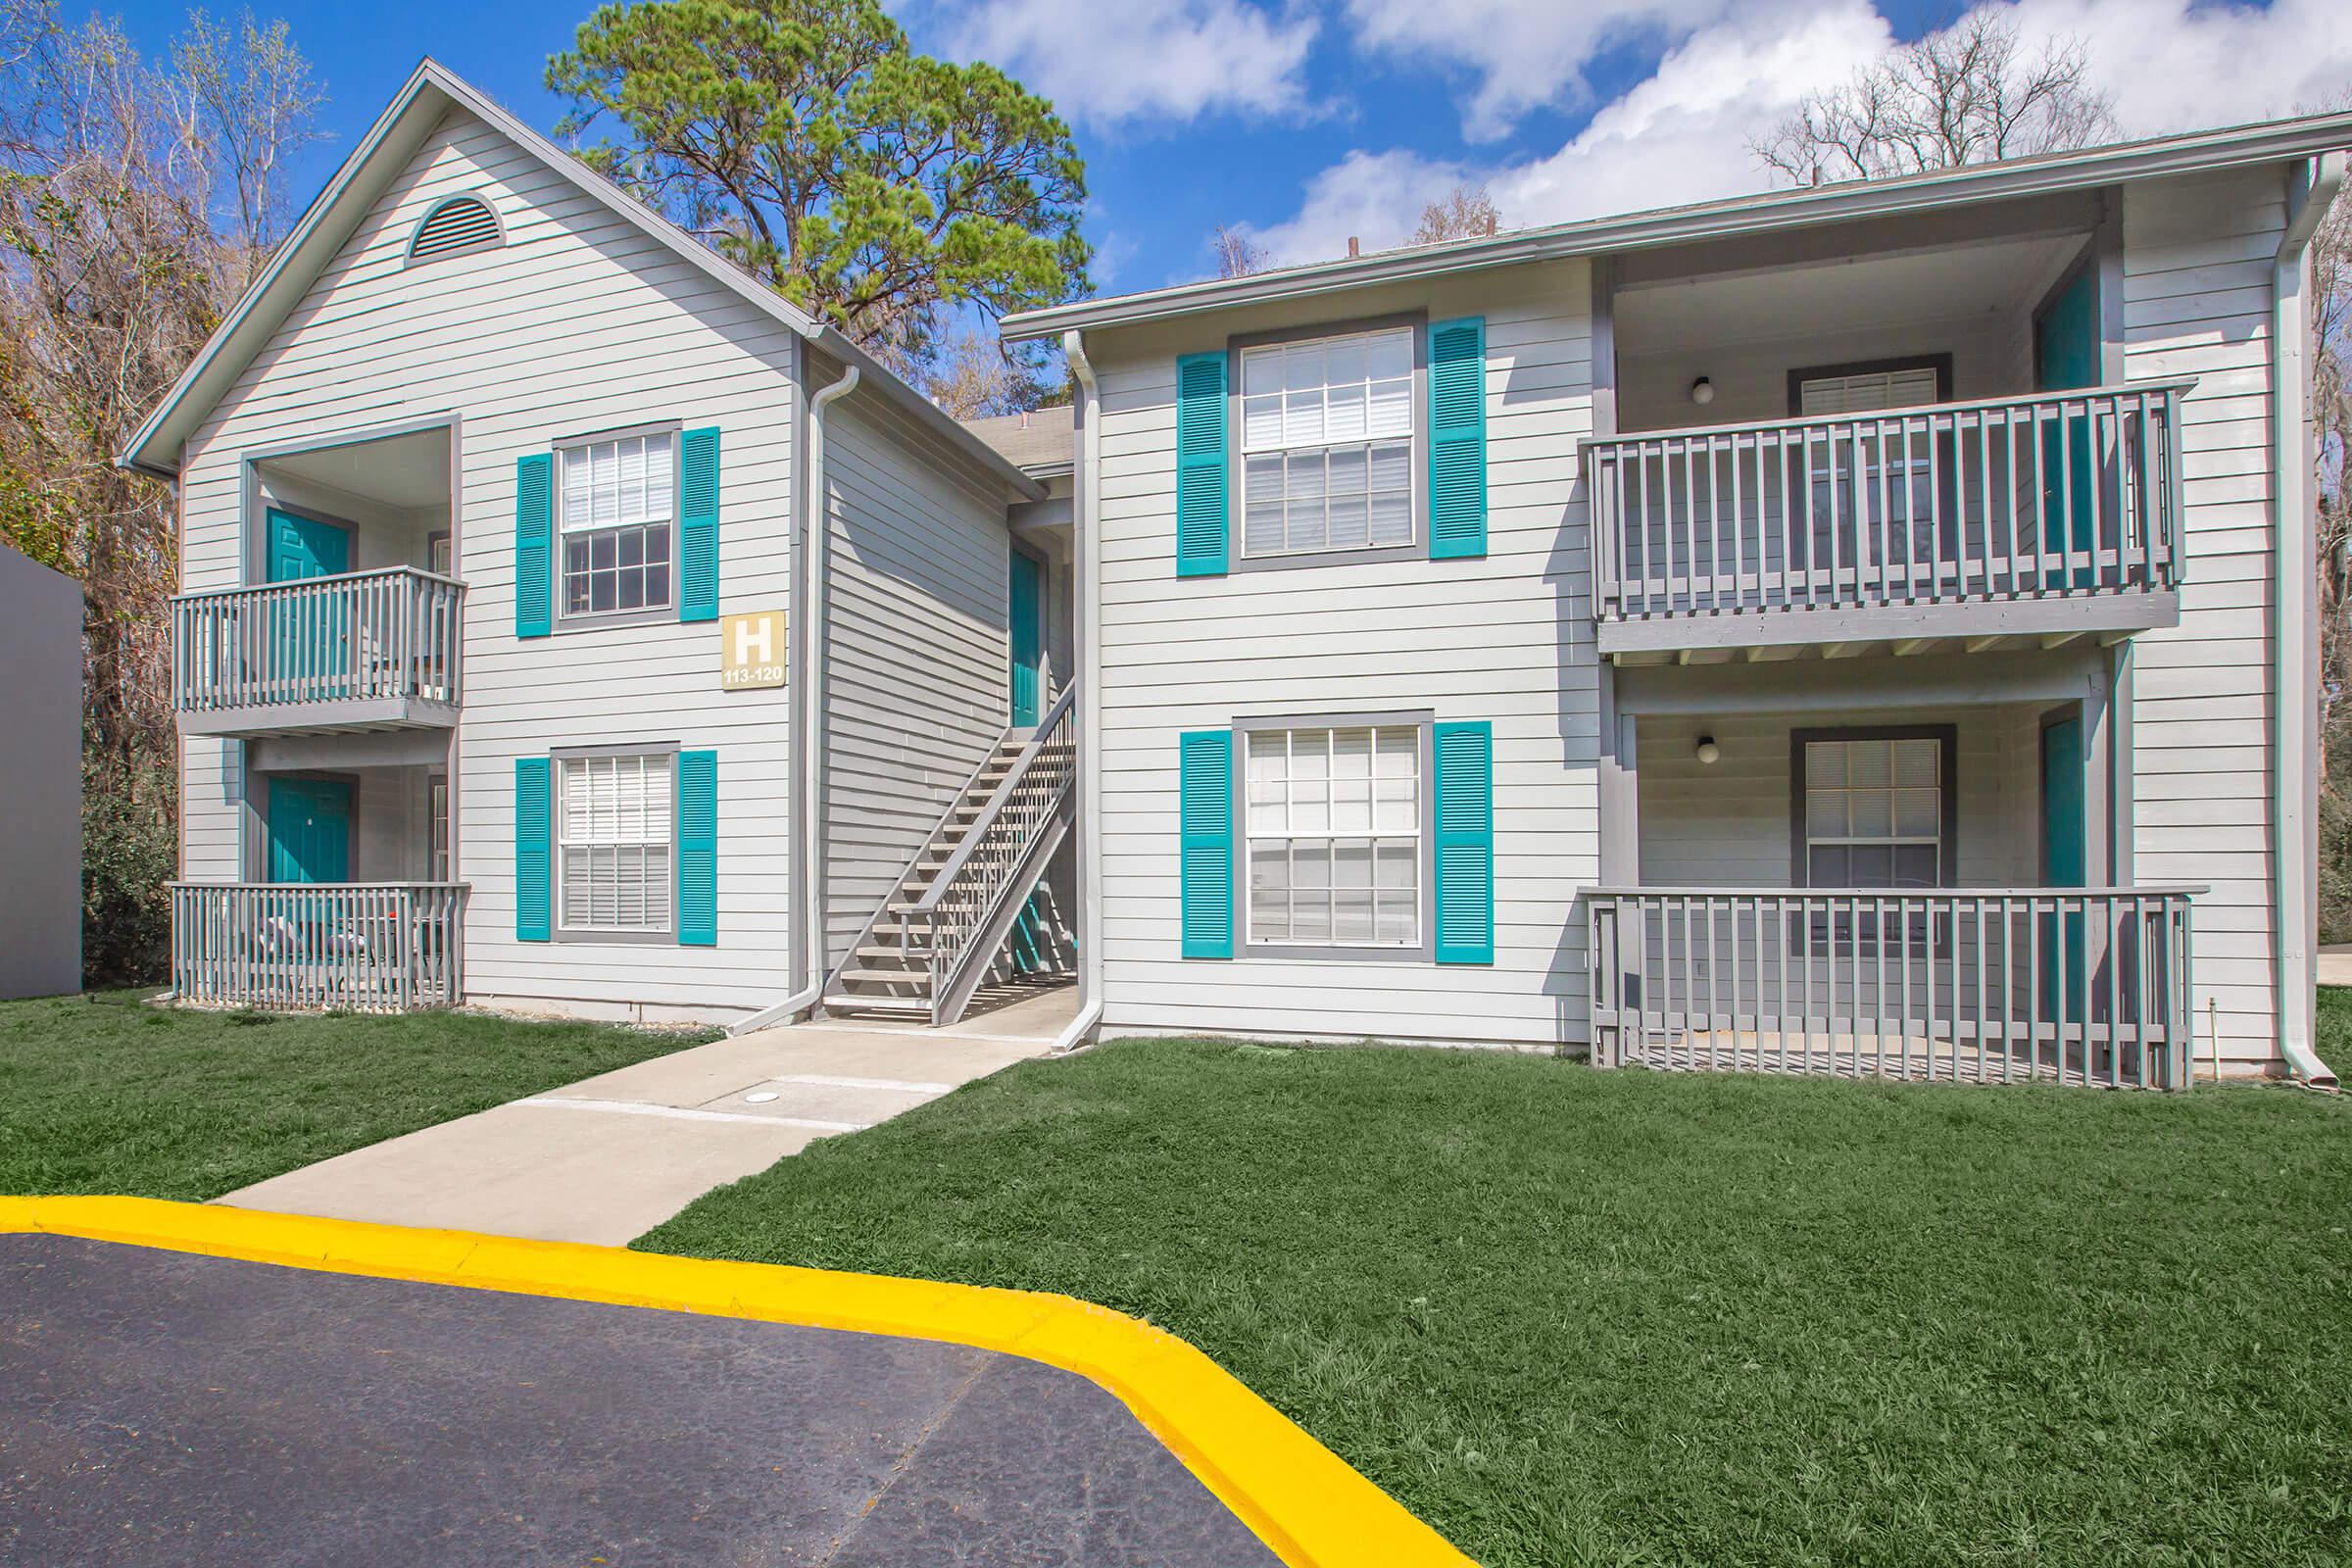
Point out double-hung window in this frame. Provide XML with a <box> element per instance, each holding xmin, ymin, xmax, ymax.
<box><xmin>1239</xmin><ymin>326</ymin><xmax>1415</xmax><ymax>560</ymax></box>
<box><xmin>1245</xmin><ymin>725</ymin><xmax>1421</xmax><ymax>948</ymax></box>
<box><xmin>557</xmin><ymin>752</ymin><xmax>674</xmax><ymax>935</ymax></box>
<box><xmin>560</xmin><ymin>431</ymin><xmax>674</xmax><ymax>620</ymax></box>
<box><xmin>1799</xmin><ymin>734</ymin><xmax>1945</xmax><ymax>889</ymax></box>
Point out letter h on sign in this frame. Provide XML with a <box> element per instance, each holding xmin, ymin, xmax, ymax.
<box><xmin>719</xmin><ymin>610</ymin><xmax>787</xmax><ymax>690</ymax></box>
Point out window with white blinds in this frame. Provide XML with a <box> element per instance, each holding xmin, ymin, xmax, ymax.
<box><xmin>1240</xmin><ymin>327</ymin><xmax>1415</xmax><ymax>558</ymax></box>
<box><xmin>1796</xmin><ymin>365</ymin><xmax>1941</xmax><ymax>416</ymax></box>
<box><xmin>1801</xmin><ymin>736</ymin><xmax>1943</xmax><ymax>889</ymax></box>
<box><xmin>558</xmin><ymin>754</ymin><xmax>673</xmax><ymax>933</ymax></box>
<box><xmin>560</xmin><ymin>432</ymin><xmax>674</xmax><ymax>618</ymax></box>
<box><xmin>1246</xmin><ymin>726</ymin><xmax>1421</xmax><ymax>947</ymax></box>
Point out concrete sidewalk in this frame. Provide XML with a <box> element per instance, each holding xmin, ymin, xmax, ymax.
<box><xmin>221</xmin><ymin>987</ymin><xmax>1079</xmax><ymax>1245</ymax></box>
<box><xmin>2320</xmin><ymin>945</ymin><xmax>2352</xmax><ymax>987</ymax></box>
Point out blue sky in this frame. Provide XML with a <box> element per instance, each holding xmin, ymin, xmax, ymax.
<box><xmin>81</xmin><ymin>0</ymin><xmax>2351</xmax><ymax>301</ymax></box>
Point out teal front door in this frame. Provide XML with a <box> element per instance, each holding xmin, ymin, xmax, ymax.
<box><xmin>267</xmin><ymin>508</ymin><xmax>350</xmax><ymax>583</ymax></box>
<box><xmin>268</xmin><ymin>777</ymin><xmax>353</xmax><ymax>884</ymax></box>
<box><xmin>2035</xmin><ymin>268</ymin><xmax>2100</xmax><ymax>588</ymax></box>
<box><xmin>2040</xmin><ymin>715</ymin><xmax>2086</xmax><ymax>1023</ymax></box>
<box><xmin>266</xmin><ymin>508</ymin><xmax>352</xmax><ymax>697</ymax></box>
<box><xmin>1008</xmin><ymin>549</ymin><xmax>1046</xmax><ymax>728</ymax></box>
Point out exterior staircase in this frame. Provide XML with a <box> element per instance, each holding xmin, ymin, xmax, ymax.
<box><xmin>823</xmin><ymin>683</ymin><xmax>1077</xmax><ymax>1024</ymax></box>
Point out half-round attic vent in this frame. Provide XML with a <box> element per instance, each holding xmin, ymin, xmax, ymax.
<box><xmin>408</xmin><ymin>194</ymin><xmax>503</xmax><ymax>265</ymax></box>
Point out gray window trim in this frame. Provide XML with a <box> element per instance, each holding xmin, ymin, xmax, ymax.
<box><xmin>1786</xmin><ymin>354</ymin><xmax>1954</xmax><ymax>416</ymax></box>
<box><xmin>553</xmin><ymin>424</ymin><xmax>683</xmax><ymax>632</ymax></box>
<box><xmin>1232</xmin><ymin>710</ymin><xmax>1437</xmax><ymax>962</ymax></box>
<box><xmin>550</xmin><ymin>743</ymin><xmax>681</xmax><ymax>944</ymax></box>
<box><xmin>1788</xmin><ymin>723</ymin><xmax>1959</xmax><ymax>888</ymax></box>
<box><xmin>1227</xmin><ymin>313</ymin><xmax>1428</xmax><ymax>572</ymax></box>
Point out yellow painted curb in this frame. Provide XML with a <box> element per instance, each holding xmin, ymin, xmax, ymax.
<box><xmin>0</xmin><ymin>1197</ymin><xmax>1473</xmax><ymax>1568</ymax></box>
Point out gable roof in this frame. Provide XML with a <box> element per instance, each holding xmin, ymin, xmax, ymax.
<box><xmin>1004</xmin><ymin>108</ymin><xmax>2352</xmax><ymax>341</ymax></box>
<box><xmin>960</xmin><ymin>405</ymin><xmax>1075</xmax><ymax>477</ymax></box>
<box><xmin>118</xmin><ymin>59</ymin><xmax>1041</xmax><ymax>501</ymax></box>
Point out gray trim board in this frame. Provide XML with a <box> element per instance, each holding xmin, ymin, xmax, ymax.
<box><xmin>1596</xmin><ymin>590</ymin><xmax>2180</xmax><ymax>659</ymax></box>
<box><xmin>1788</xmin><ymin>722</ymin><xmax>1960</xmax><ymax>888</ymax></box>
<box><xmin>1225</xmin><ymin>312</ymin><xmax>1428</xmax><ymax>573</ymax></box>
<box><xmin>1229</xmin><ymin>710</ymin><xmax>1438</xmax><ymax>963</ymax></box>
<box><xmin>181</xmin><ymin>698</ymin><xmax>461</xmax><ymax>739</ymax></box>
<box><xmin>548</xmin><ymin>744</ymin><xmax>682</xmax><ymax>946</ymax></box>
<box><xmin>1615</xmin><ymin>645</ymin><xmax>2106</xmax><ymax>713</ymax></box>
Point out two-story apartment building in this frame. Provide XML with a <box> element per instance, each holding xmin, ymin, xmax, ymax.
<box><xmin>128</xmin><ymin>56</ymin><xmax>2346</xmax><ymax>1088</ymax></box>
<box><xmin>1006</xmin><ymin>113</ymin><xmax>2350</xmax><ymax>1088</ymax></box>
<box><xmin>125</xmin><ymin>62</ymin><xmax>1077</xmax><ymax>1029</ymax></box>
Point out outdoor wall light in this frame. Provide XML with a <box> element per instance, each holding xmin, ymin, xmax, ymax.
<box><xmin>1690</xmin><ymin>376</ymin><xmax>1715</xmax><ymax>406</ymax></box>
<box><xmin>1694</xmin><ymin>735</ymin><xmax>1720</xmax><ymax>764</ymax></box>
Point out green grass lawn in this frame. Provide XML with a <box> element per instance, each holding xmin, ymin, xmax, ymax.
<box><xmin>643</xmin><ymin>1037</ymin><xmax>2352</xmax><ymax>1568</ymax></box>
<box><xmin>0</xmin><ymin>991</ymin><xmax>709</xmax><ymax>1200</ymax></box>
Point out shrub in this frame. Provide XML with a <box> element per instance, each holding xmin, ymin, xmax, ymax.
<box><xmin>81</xmin><ymin>752</ymin><xmax>175</xmax><ymax>990</ymax></box>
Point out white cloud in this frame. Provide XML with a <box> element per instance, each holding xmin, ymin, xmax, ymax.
<box><xmin>1254</xmin><ymin>0</ymin><xmax>2352</xmax><ymax>269</ymax></box>
<box><xmin>925</xmin><ymin>0</ymin><xmax>1321</xmax><ymax>128</ymax></box>
<box><xmin>1250</xmin><ymin>1</ymin><xmax>1886</xmax><ymax>263</ymax></box>
<box><xmin>1343</xmin><ymin>0</ymin><xmax>1739</xmax><ymax>142</ymax></box>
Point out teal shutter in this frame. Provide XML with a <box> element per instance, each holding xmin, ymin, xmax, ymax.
<box><xmin>1427</xmin><ymin>317</ymin><xmax>1488</xmax><ymax>560</ymax></box>
<box><xmin>1433</xmin><ymin>720</ymin><xmax>1494</xmax><ymax>964</ymax></box>
<box><xmin>1178</xmin><ymin>729</ymin><xmax>1234</xmax><ymax>957</ymax></box>
<box><xmin>514</xmin><ymin>758</ymin><xmax>551</xmax><ymax>942</ymax></box>
<box><xmin>1174</xmin><ymin>353</ymin><xmax>1228</xmax><ymax>577</ymax></box>
<box><xmin>514</xmin><ymin>454</ymin><xmax>553</xmax><ymax>638</ymax></box>
<box><xmin>676</xmin><ymin>748</ymin><xmax>717</xmax><ymax>946</ymax></box>
<box><xmin>679</xmin><ymin>425</ymin><xmax>720</xmax><ymax>621</ymax></box>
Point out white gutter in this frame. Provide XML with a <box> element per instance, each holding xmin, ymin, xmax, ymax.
<box><xmin>2270</xmin><ymin>152</ymin><xmax>2342</xmax><ymax>1087</ymax></box>
<box><xmin>731</xmin><ymin>338</ymin><xmax>858</xmax><ymax>1036</ymax></box>
<box><xmin>1049</xmin><ymin>328</ymin><xmax>1105</xmax><ymax>1054</ymax></box>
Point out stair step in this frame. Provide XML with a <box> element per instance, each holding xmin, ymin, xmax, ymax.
<box><xmin>856</xmin><ymin>943</ymin><xmax>931</xmax><ymax>958</ymax></box>
<box><xmin>835</xmin><ymin>966</ymin><xmax>932</xmax><ymax>986</ymax></box>
<box><xmin>825</xmin><ymin>994</ymin><xmax>933</xmax><ymax>1015</ymax></box>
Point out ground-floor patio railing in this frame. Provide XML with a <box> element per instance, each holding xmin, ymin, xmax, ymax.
<box><xmin>1586</xmin><ymin>887</ymin><xmax>2198</xmax><ymax>1088</ymax></box>
<box><xmin>170</xmin><ymin>883</ymin><xmax>466</xmax><ymax>1012</ymax></box>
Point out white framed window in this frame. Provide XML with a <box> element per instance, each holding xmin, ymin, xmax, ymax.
<box><xmin>1239</xmin><ymin>326</ymin><xmax>1415</xmax><ymax>559</ymax></box>
<box><xmin>1245</xmin><ymin>725</ymin><xmax>1421</xmax><ymax>947</ymax></box>
<box><xmin>557</xmin><ymin>753</ymin><xmax>674</xmax><ymax>934</ymax></box>
<box><xmin>560</xmin><ymin>431</ymin><xmax>674</xmax><ymax>619</ymax></box>
<box><xmin>1800</xmin><ymin>734</ymin><xmax>1945</xmax><ymax>889</ymax></box>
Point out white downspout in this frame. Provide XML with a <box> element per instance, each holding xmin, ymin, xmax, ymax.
<box><xmin>1050</xmin><ymin>328</ymin><xmax>1104</xmax><ymax>1054</ymax></box>
<box><xmin>2270</xmin><ymin>151</ymin><xmax>2341</xmax><ymax>1086</ymax></box>
<box><xmin>732</xmin><ymin>337</ymin><xmax>858</xmax><ymax>1036</ymax></box>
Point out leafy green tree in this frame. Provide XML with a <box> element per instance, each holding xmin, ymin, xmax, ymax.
<box><xmin>549</xmin><ymin>0</ymin><xmax>1090</xmax><ymax>373</ymax></box>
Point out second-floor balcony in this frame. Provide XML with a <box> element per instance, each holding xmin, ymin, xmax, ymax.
<box><xmin>1587</xmin><ymin>382</ymin><xmax>2187</xmax><ymax>661</ymax></box>
<box><xmin>173</xmin><ymin>566</ymin><xmax>465</xmax><ymax>736</ymax></box>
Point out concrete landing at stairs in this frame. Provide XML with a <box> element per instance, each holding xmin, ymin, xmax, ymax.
<box><xmin>220</xmin><ymin>986</ymin><xmax>1081</xmax><ymax>1246</ymax></box>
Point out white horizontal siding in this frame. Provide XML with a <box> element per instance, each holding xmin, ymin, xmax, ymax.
<box><xmin>2125</xmin><ymin>166</ymin><xmax>2284</xmax><ymax>1070</ymax></box>
<box><xmin>1092</xmin><ymin>260</ymin><xmax>1598</xmax><ymax>1047</ymax></box>
<box><xmin>817</xmin><ymin>368</ymin><xmax>1014</xmax><ymax>970</ymax></box>
<box><xmin>1636</xmin><ymin>706</ymin><xmax>2041</xmax><ymax>892</ymax></box>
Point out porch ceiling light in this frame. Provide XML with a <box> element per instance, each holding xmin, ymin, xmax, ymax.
<box><xmin>1689</xmin><ymin>376</ymin><xmax>1714</xmax><ymax>406</ymax></box>
<box><xmin>1695</xmin><ymin>735</ymin><xmax>1720</xmax><ymax>764</ymax></box>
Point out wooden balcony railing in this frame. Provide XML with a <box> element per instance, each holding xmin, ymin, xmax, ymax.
<box><xmin>1587</xmin><ymin>383</ymin><xmax>2188</xmax><ymax>632</ymax></box>
<box><xmin>1586</xmin><ymin>887</ymin><xmax>2198</xmax><ymax>1088</ymax></box>
<box><xmin>172</xmin><ymin>567</ymin><xmax>464</xmax><ymax>721</ymax></box>
<box><xmin>170</xmin><ymin>882</ymin><xmax>466</xmax><ymax>1011</ymax></box>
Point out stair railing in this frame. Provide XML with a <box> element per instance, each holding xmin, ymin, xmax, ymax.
<box><xmin>909</xmin><ymin>681</ymin><xmax>1077</xmax><ymax>1016</ymax></box>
